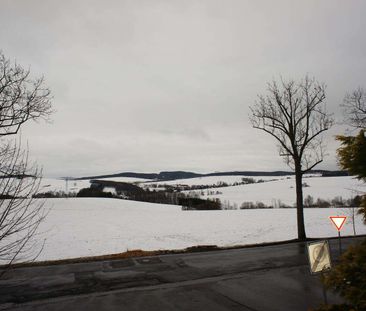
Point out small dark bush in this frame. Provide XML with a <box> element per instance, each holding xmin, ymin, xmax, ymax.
<box><xmin>77</xmin><ymin>187</ymin><xmax>114</xmax><ymax>198</ymax></box>
<box><xmin>179</xmin><ymin>197</ymin><xmax>221</xmax><ymax>210</ymax></box>
<box><xmin>316</xmin><ymin>198</ymin><xmax>331</xmax><ymax>208</ymax></box>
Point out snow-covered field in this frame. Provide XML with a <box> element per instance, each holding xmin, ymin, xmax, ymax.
<box><xmin>142</xmin><ymin>174</ymin><xmax>295</xmax><ymax>187</ymax></box>
<box><xmin>143</xmin><ymin>175</ymin><xmax>263</xmax><ymax>186</ymax></box>
<box><xmin>20</xmin><ymin>175</ymin><xmax>365</xmax><ymax>263</ymax></box>
<box><xmin>22</xmin><ymin>198</ymin><xmax>366</xmax><ymax>262</ymax></box>
<box><xmin>40</xmin><ymin>178</ymin><xmax>90</xmax><ymax>193</ymax></box>
<box><xmin>197</xmin><ymin>176</ymin><xmax>366</xmax><ymax>207</ymax></box>
<box><xmin>41</xmin><ymin>175</ymin><xmax>365</xmax><ymax>207</ymax></box>
<box><xmin>40</xmin><ymin>176</ymin><xmax>150</xmax><ymax>194</ymax></box>
<box><xmin>40</xmin><ymin>174</ymin><xmax>301</xmax><ymax>194</ymax></box>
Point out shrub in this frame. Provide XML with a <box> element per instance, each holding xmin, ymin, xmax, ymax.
<box><xmin>348</xmin><ymin>195</ymin><xmax>362</xmax><ymax>208</ymax></box>
<box><xmin>240</xmin><ymin>202</ymin><xmax>255</xmax><ymax>209</ymax></box>
<box><xmin>179</xmin><ymin>197</ymin><xmax>221</xmax><ymax>210</ymax></box>
<box><xmin>77</xmin><ymin>187</ymin><xmax>114</xmax><ymax>198</ymax></box>
<box><xmin>314</xmin><ymin>239</ymin><xmax>366</xmax><ymax>311</ymax></box>
<box><xmin>317</xmin><ymin>198</ymin><xmax>331</xmax><ymax>208</ymax></box>
<box><xmin>240</xmin><ymin>201</ymin><xmax>272</xmax><ymax>209</ymax></box>
<box><xmin>331</xmin><ymin>196</ymin><xmax>345</xmax><ymax>207</ymax></box>
<box><xmin>304</xmin><ymin>195</ymin><xmax>315</xmax><ymax>207</ymax></box>
<box><xmin>256</xmin><ymin>201</ymin><xmax>267</xmax><ymax>209</ymax></box>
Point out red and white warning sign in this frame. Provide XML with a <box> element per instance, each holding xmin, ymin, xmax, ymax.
<box><xmin>329</xmin><ymin>216</ymin><xmax>347</xmax><ymax>231</ymax></box>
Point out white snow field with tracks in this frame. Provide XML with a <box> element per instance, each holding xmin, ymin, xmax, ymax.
<box><xmin>22</xmin><ymin>175</ymin><xmax>366</xmax><ymax>262</ymax></box>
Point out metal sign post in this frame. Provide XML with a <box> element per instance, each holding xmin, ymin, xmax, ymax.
<box><xmin>329</xmin><ymin>216</ymin><xmax>347</xmax><ymax>256</ymax></box>
<box><xmin>321</xmin><ymin>269</ymin><xmax>328</xmax><ymax>305</ymax></box>
<box><xmin>338</xmin><ymin>231</ymin><xmax>342</xmax><ymax>256</ymax></box>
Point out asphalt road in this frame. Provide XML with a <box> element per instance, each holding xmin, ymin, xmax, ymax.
<box><xmin>0</xmin><ymin>236</ymin><xmax>364</xmax><ymax>311</ymax></box>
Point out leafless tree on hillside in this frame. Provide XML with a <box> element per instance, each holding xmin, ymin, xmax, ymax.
<box><xmin>250</xmin><ymin>76</ymin><xmax>334</xmax><ymax>240</ymax></box>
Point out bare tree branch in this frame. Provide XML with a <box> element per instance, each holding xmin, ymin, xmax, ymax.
<box><xmin>0</xmin><ymin>52</ymin><xmax>53</xmax><ymax>137</ymax></box>
<box><xmin>342</xmin><ymin>87</ymin><xmax>366</xmax><ymax>130</ymax></box>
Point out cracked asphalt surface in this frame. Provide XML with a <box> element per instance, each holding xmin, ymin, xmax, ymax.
<box><xmin>0</xmin><ymin>236</ymin><xmax>364</xmax><ymax>311</ymax></box>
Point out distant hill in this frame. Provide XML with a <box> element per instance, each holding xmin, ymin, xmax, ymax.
<box><xmin>75</xmin><ymin>170</ymin><xmax>348</xmax><ymax>181</ymax></box>
<box><xmin>75</xmin><ymin>172</ymin><xmax>158</xmax><ymax>180</ymax></box>
<box><xmin>158</xmin><ymin>171</ymin><xmax>203</xmax><ymax>180</ymax></box>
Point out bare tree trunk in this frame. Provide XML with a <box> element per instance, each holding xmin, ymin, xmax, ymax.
<box><xmin>352</xmin><ymin>207</ymin><xmax>356</xmax><ymax>235</ymax></box>
<box><xmin>295</xmin><ymin>168</ymin><xmax>306</xmax><ymax>240</ymax></box>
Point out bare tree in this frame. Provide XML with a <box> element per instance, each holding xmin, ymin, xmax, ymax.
<box><xmin>342</xmin><ymin>87</ymin><xmax>366</xmax><ymax>130</ymax></box>
<box><xmin>250</xmin><ymin>76</ymin><xmax>334</xmax><ymax>240</ymax></box>
<box><xmin>0</xmin><ymin>51</ymin><xmax>52</xmax><ymax>266</ymax></box>
<box><xmin>0</xmin><ymin>140</ymin><xmax>45</xmax><ymax>266</ymax></box>
<box><xmin>0</xmin><ymin>52</ymin><xmax>52</xmax><ymax>136</ymax></box>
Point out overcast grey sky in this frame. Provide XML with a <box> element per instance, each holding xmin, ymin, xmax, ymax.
<box><xmin>1</xmin><ymin>0</ymin><xmax>366</xmax><ymax>177</ymax></box>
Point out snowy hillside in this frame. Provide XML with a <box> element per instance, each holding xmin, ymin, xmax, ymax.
<box><xmin>198</xmin><ymin>176</ymin><xmax>365</xmax><ymax>207</ymax></box>
<box><xmin>40</xmin><ymin>175</ymin><xmax>365</xmax><ymax>209</ymax></box>
<box><xmin>40</xmin><ymin>178</ymin><xmax>90</xmax><ymax>194</ymax></box>
<box><xmin>40</xmin><ymin>174</ymin><xmax>301</xmax><ymax>194</ymax></box>
<box><xmin>39</xmin><ymin>176</ymin><xmax>150</xmax><ymax>194</ymax></box>
<box><xmin>140</xmin><ymin>174</ymin><xmax>365</xmax><ymax>208</ymax></box>
<box><xmin>142</xmin><ymin>174</ymin><xmax>294</xmax><ymax>186</ymax></box>
<box><xmin>17</xmin><ymin>198</ymin><xmax>366</xmax><ymax>263</ymax></box>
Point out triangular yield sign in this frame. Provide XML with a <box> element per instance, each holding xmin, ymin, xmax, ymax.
<box><xmin>329</xmin><ymin>216</ymin><xmax>347</xmax><ymax>231</ymax></box>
